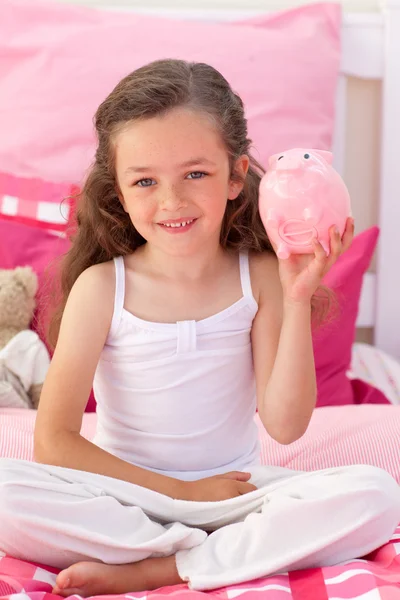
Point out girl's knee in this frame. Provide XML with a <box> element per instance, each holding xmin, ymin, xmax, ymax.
<box><xmin>0</xmin><ymin>479</ymin><xmax>20</xmax><ymax>526</ymax></box>
<box><xmin>345</xmin><ymin>464</ymin><xmax>399</xmax><ymax>491</ymax></box>
<box><xmin>0</xmin><ymin>458</ymin><xmax>29</xmax><ymax>483</ymax></box>
<box><xmin>0</xmin><ymin>459</ymin><xmax>33</xmax><ymax>516</ymax></box>
<box><xmin>346</xmin><ymin>465</ymin><xmax>400</xmax><ymax>520</ymax></box>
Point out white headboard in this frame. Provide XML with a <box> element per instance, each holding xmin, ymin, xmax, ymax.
<box><xmin>103</xmin><ymin>1</ymin><xmax>400</xmax><ymax>359</ymax></box>
<box><xmin>334</xmin><ymin>3</ymin><xmax>400</xmax><ymax>361</ymax></box>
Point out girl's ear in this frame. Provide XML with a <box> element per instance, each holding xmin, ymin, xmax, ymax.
<box><xmin>116</xmin><ymin>186</ymin><xmax>128</xmax><ymax>213</ymax></box>
<box><xmin>119</xmin><ymin>195</ymin><xmax>128</xmax><ymax>212</ymax></box>
<box><xmin>228</xmin><ymin>155</ymin><xmax>250</xmax><ymax>200</ymax></box>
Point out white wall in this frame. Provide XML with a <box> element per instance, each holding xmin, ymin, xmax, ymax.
<box><xmin>53</xmin><ymin>0</ymin><xmax>381</xmax><ymax>11</ymax></box>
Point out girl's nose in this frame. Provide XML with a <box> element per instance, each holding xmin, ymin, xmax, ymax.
<box><xmin>160</xmin><ymin>186</ymin><xmax>186</xmax><ymax>210</ymax></box>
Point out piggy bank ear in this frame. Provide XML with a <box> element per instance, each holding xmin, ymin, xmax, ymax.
<box><xmin>268</xmin><ymin>152</ymin><xmax>284</xmax><ymax>168</ymax></box>
<box><xmin>311</xmin><ymin>150</ymin><xmax>333</xmax><ymax>165</ymax></box>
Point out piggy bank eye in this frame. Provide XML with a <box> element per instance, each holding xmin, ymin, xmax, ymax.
<box><xmin>304</xmin><ymin>153</ymin><xmax>310</xmax><ymax>159</ymax></box>
<box><xmin>278</xmin><ymin>155</ymin><xmax>284</xmax><ymax>161</ymax></box>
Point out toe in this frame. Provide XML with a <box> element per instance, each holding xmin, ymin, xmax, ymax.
<box><xmin>53</xmin><ymin>585</ymin><xmax>86</xmax><ymax>598</ymax></box>
<box><xmin>52</xmin><ymin>586</ymin><xmax>62</xmax><ymax>596</ymax></box>
<box><xmin>55</xmin><ymin>570</ymin><xmax>71</xmax><ymax>590</ymax></box>
<box><xmin>55</xmin><ymin>564</ymin><xmax>89</xmax><ymax>597</ymax></box>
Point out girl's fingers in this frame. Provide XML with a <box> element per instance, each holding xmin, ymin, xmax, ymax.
<box><xmin>311</xmin><ymin>237</ymin><xmax>329</xmax><ymax>277</ymax></box>
<box><xmin>330</xmin><ymin>226</ymin><xmax>342</xmax><ymax>256</ymax></box>
<box><xmin>341</xmin><ymin>217</ymin><xmax>355</xmax><ymax>252</ymax></box>
<box><xmin>221</xmin><ymin>471</ymin><xmax>251</xmax><ymax>481</ymax></box>
<box><xmin>325</xmin><ymin>225</ymin><xmax>343</xmax><ymax>270</ymax></box>
<box><xmin>312</xmin><ymin>237</ymin><xmax>328</xmax><ymax>259</ymax></box>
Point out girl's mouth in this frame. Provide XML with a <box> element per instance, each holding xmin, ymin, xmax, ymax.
<box><xmin>158</xmin><ymin>218</ymin><xmax>197</xmax><ymax>233</ymax></box>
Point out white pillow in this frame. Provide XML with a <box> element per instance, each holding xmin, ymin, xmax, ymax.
<box><xmin>349</xmin><ymin>343</ymin><xmax>400</xmax><ymax>406</ymax></box>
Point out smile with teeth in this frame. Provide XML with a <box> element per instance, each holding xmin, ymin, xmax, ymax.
<box><xmin>160</xmin><ymin>219</ymin><xmax>195</xmax><ymax>228</ymax></box>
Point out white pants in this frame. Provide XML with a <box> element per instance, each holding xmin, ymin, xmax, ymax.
<box><xmin>0</xmin><ymin>458</ymin><xmax>399</xmax><ymax>591</ymax></box>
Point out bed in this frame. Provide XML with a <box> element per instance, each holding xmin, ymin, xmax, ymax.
<box><xmin>1</xmin><ymin>1</ymin><xmax>400</xmax><ymax>599</ymax></box>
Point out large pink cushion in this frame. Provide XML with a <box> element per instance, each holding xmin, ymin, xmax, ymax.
<box><xmin>1</xmin><ymin>406</ymin><xmax>400</xmax><ymax>483</ymax></box>
<box><xmin>0</xmin><ymin>1</ymin><xmax>341</xmax><ymax>183</ymax></box>
<box><xmin>0</xmin><ymin>220</ymin><xmax>69</xmax><ymax>303</ymax></box>
<box><xmin>315</xmin><ymin>226</ymin><xmax>380</xmax><ymax>406</ymax></box>
<box><xmin>0</xmin><ymin>218</ymin><xmax>93</xmax><ymax>412</ymax></box>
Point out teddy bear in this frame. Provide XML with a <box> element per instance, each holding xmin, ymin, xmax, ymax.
<box><xmin>0</xmin><ymin>266</ymin><xmax>50</xmax><ymax>409</ymax></box>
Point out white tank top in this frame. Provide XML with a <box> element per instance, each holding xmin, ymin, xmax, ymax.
<box><xmin>92</xmin><ymin>252</ymin><xmax>261</xmax><ymax>481</ymax></box>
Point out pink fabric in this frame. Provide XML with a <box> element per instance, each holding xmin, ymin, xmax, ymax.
<box><xmin>0</xmin><ymin>219</ymin><xmax>69</xmax><ymax>318</ymax></box>
<box><xmin>0</xmin><ymin>218</ymin><xmax>96</xmax><ymax>413</ymax></box>
<box><xmin>1</xmin><ymin>406</ymin><xmax>400</xmax><ymax>598</ymax></box>
<box><xmin>2</xmin><ymin>535</ymin><xmax>400</xmax><ymax>600</ymax></box>
<box><xmin>0</xmin><ymin>0</ymin><xmax>341</xmax><ymax>184</ymax></box>
<box><xmin>0</xmin><ymin>220</ymin><xmax>97</xmax><ymax>412</ymax></box>
<box><xmin>0</xmin><ymin>219</ymin><xmax>97</xmax><ymax>412</ymax></box>
<box><xmin>315</xmin><ymin>226</ymin><xmax>380</xmax><ymax>406</ymax></box>
<box><xmin>2</xmin><ymin>405</ymin><xmax>400</xmax><ymax>481</ymax></box>
<box><xmin>351</xmin><ymin>377</ymin><xmax>391</xmax><ymax>405</ymax></box>
<box><xmin>0</xmin><ymin>172</ymin><xmax>74</xmax><ymax>338</ymax></box>
<box><xmin>0</xmin><ymin>172</ymin><xmax>77</xmax><ymax>232</ymax></box>
<box><xmin>0</xmin><ymin>173</ymin><xmax>96</xmax><ymax>409</ymax></box>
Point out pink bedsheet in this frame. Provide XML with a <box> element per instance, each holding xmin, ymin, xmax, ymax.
<box><xmin>1</xmin><ymin>405</ymin><xmax>400</xmax><ymax>599</ymax></box>
<box><xmin>1</xmin><ymin>534</ymin><xmax>400</xmax><ymax>600</ymax></box>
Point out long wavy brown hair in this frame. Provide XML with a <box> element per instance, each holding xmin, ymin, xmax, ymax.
<box><xmin>47</xmin><ymin>59</ymin><xmax>332</xmax><ymax>348</ymax></box>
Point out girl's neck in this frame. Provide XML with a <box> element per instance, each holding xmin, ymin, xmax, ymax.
<box><xmin>140</xmin><ymin>241</ymin><xmax>229</xmax><ymax>282</ymax></box>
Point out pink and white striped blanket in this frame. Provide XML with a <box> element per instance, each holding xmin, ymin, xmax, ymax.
<box><xmin>1</xmin><ymin>405</ymin><xmax>400</xmax><ymax>599</ymax></box>
<box><xmin>1</xmin><ymin>534</ymin><xmax>400</xmax><ymax>600</ymax></box>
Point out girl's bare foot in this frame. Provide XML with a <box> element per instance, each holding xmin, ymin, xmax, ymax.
<box><xmin>52</xmin><ymin>555</ymin><xmax>183</xmax><ymax>597</ymax></box>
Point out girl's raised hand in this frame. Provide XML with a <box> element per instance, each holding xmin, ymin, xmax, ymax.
<box><xmin>276</xmin><ymin>217</ymin><xmax>354</xmax><ymax>306</ymax></box>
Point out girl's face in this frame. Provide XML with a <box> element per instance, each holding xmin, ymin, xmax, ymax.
<box><xmin>114</xmin><ymin>108</ymin><xmax>248</xmax><ymax>257</ymax></box>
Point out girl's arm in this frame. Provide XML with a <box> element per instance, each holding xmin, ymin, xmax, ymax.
<box><xmin>34</xmin><ymin>263</ymin><xmax>183</xmax><ymax>499</ymax></box>
<box><xmin>251</xmin><ymin>221</ymin><xmax>353</xmax><ymax>445</ymax></box>
<box><xmin>251</xmin><ymin>259</ymin><xmax>316</xmax><ymax>445</ymax></box>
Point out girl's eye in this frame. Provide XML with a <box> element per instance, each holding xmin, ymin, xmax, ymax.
<box><xmin>186</xmin><ymin>171</ymin><xmax>207</xmax><ymax>180</ymax></box>
<box><xmin>135</xmin><ymin>178</ymin><xmax>155</xmax><ymax>188</ymax></box>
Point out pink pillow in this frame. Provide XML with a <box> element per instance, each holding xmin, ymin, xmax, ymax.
<box><xmin>0</xmin><ymin>218</ymin><xmax>69</xmax><ymax>337</ymax></box>
<box><xmin>0</xmin><ymin>171</ymin><xmax>76</xmax><ymax>342</ymax></box>
<box><xmin>2</xmin><ymin>406</ymin><xmax>400</xmax><ymax>483</ymax></box>
<box><xmin>0</xmin><ymin>219</ymin><xmax>69</xmax><ymax>293</ymax></box>
<box><xmin>256</xmin><ymin>406</ymin><xmax>400</xmax><ymax>481</ymax></box>
<box><xmin>0</xmin><ymin>171</ymin><xmax>75</xmax><ymax>336</ymax></box>
<box><xmin>350</xmin><ymin>378</ymin><xmax>390</xmax><ymax>405</ymax></box>
<box><xmin>314</xmin><ymin>226</ymin><xmax>380</xmax><ymax>406</ymax></box>
<box><xmin>0</xmin><ymin>0</ymin><xmax>341</xmax><ymax>183</ymax></box>
<box><xmin>0</xmin><ymin>172</ymin><xmax>76</xmax><ymax>232</ymax></box>
<box><xmin>0</xmin><ymin>219</ymin><xmax>97</xmax><ymax>412</ymax></box>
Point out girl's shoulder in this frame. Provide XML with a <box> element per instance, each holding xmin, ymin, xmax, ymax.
<box><xmin>62</xmin><ymin>259</ymin><xmax>118</xmax><ymax>343</ymax></box>
<box><xmin>248</xmin><ymin>250</ymin><xmax>280</xmax><ymax>305</ymax></box>
<box><xmin>70</xmin><ymin>259</ymin><xmax>117</xmax><ymax>311</ymax></box>
<box><xmin>76</xmin><ymin>259</ymin><xmax>115</xmax><ymax>287</ymax></box>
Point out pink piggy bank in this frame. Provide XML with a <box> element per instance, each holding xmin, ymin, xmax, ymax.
<box><xmin>259</xmin><ymin>148</ymin><xmax>352</xmax><ymax>259</ymax></box>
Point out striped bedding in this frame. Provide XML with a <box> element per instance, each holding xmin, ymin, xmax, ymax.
<box><xmin>1</xmin><ymin>405</ymin><xmax>400</xmax><ymax>480</ymax></box>
<box><xmin>1</xmin><ymin>403</ymin><xmax>400</xmax><ymax>599</ymax></box>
